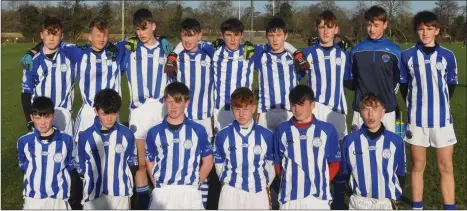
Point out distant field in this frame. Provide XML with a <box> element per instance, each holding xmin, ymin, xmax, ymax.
<box><xmin>1</xmin><ymin>42</ymin><xmax>465</xmax><ymax>210</ymax></box>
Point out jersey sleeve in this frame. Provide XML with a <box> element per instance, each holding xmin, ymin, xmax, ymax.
<box><xmin>198</xmin><ymin>41</ymin><xmax>215</xmax><ymax>58</ymax></box>
<box><xmin>198</xmin><ymin>128</ymin><xmax>213</xmax><ymax>158</ymax></box>
<box><xmin>77</xmin><ymin>135</ymin><xmax>88</xmax><ymax>176</ymax></box>
<box><xmin>213</xmin><ymin>133</ymin><xmax>226</xmax><ymax>164</ymax></box>
<box><xmin>253</xmin><ymin>44</ymin><xmax>267</xmax><ymax>71</ymax></box>
<box><xmin>61</xmin><ymin>43</ymin><xmax>84</xmax><ymax>64</ymax></box>
<box><xmin>273</xmin><ymin>129</ymin><xmax>284</xmax><ymax>165</ymax></box>
<box><xmin>65</xmin><ymin>138</ymin><xmax>74</xmax><ymax>171</ymax></box>
<box><xmin>17</xmin><ymin>138</ymin><xmax>28</xmax><ymax>174</ymax></box>
<box><xmin>400</xmin><ymin>52</ymin><xmax>409</xmax><ymax>84</ymax></box>
<box><xmin>264</xmin><ymin>131</ymin><xmax>274</xmax><ymax>161</ymax></box>
<box><xmin>340</xmin><ymin>137</ymin><xmax>351</xmax><ymax>176</ymax></box>
<box><xmin>326</xmin><ymin>126</ymin><xmax>341</xmax><ymax>162</ymax></box>
<box><xmin>145</xmin><ymin>129</ymin><xmax>156</xmax><ymax>162</ymax></box>
<box><xmin>126</xmin><ymin>133</ymin><xmax>137</xmax><ymax>166</ymax></box>
<box><xmin>446</xmin><ymin>53</ymin><xmax>458</xmax><ymax>84</ymax></box>
<box><xmin>21</xmin><ymin>68</ymin><xmax>35</xmax><ymax>94</ymax></box>
<box><xmin>396</xmin><ymin>139</ymin><xmax>406</xmax><ymax>176</ymax></box>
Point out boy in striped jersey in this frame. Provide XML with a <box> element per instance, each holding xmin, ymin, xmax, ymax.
<box><xmin>301</xmin><ymin>10</ymin><xmax>353</xmax><ymax>209</ymax></box>
<box><xmin>400</xmin><ymin>11</ymin><xmax>458</xmax><ymax>210</ymax></box>
<box><xmin>274</xmin><ymin>85</ymin><xmax>341</xmax><ymax>209</ymax></box>
<box><xmin>341</xmin><ymin>93</ymin><xmax>406</xmax><ymax>210</ymax></box>
<box><xmin>213</xmin><ymin>87</ymin><xmax>275</xmax><ymax>209</ymax></box>
<box><xmin>20</xmin><ymin>16</ymin><xmax>76</xmax><ymax>137</ymax></box>
<box><xmin>78</xmin><ymin>89</ymin><xmax>136</xmax><ymax>209</ymax></box>
<box><xmin>18</xmin><ymin>97</ymin><xmax>74</xmax><ymax>209</ymax></box>
<box><xmin>145</xmin><ymin>82</ymin><xmax>213</xmax><ymax>209</ymax></box>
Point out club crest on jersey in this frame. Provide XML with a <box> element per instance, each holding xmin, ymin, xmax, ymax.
<box><xmin>60</xmin><ymin>64</ymin><xmax>68</xmax><ymax>72</ymax></box>
<box><xmin>299</xmin><ymin>135</ymin><xmax>307</xmax><ymax>140</ymax></box>
<box><xmin>115</xmin><ymin>144</ymin><xmax>124</xmax><ymax>153</ymax></box>
<box><xmin>130</xmin><ymin>125</ymin><xmax>137</xmax><ymax>133</ymax></box>
<box><xmin>405</xmin><ymin>130</ymin><xmax>413</xmax><ymax>139</ymax></box>
<box><xmin>436</xmin><ymin>62</ymin><xmax>444</xmax><ymax>71</ymax></box>
<box><xmin>53</xmin><ymin>153</ymin><xmax>63</xmax><ymax>162</ymax></box>
<box><xmin>312</xmin><ymin>137</ymin><xmax>322</xmax><ymax>147</ymax></box>
<box><xmin>382</xmin><ymin>54</ymin><xmax>390</xmax><ymax>63</ymax></box>
<box><xmin>382</xmin><ymin>149</ymin><xmax>391</xmax><ymax>159</ymax></box>
<box><xmin>253</xmin><ymin>145</ymin><xmax>262</xmax><ymax>155</ymax></box>
<box><xmin>335</xmin><ymin>58</ymin><xmax>342</xmax><ymax>65</ymax></box>
<box><xmin>184</xmin><ymin>140</ymin><xmax>193</xmax><ymax>149</ymax></box>
<box><xmin>159</xmin><ymin>57</ymin><xmax>167</xmax><ymax>64</ymax></box>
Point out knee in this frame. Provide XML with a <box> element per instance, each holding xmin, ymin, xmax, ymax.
<box><xmin>411</xmin><ymin>159</ymin><xmax>426</xmax><ymax>173</ymax></box>
<box><xmin>438</xmin><ymin>159</ymin><xmax>454</xmax><ymax>175</ymax></box>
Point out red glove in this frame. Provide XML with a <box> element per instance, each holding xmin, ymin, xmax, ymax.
<box><xmin>293</xmin><ymin>50</ymin><xmax>310</xmax><ymax>72</ymax></box>
<box><xmin>164</xmin><ymin>52</ymin><xmax>178</xmax><ymax>78</ymax></box>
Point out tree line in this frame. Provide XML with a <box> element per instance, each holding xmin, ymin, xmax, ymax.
<box><xmin>1</xmin><ymin>0</ymin><xmax>466</xmax><ymax>43</ymax></box>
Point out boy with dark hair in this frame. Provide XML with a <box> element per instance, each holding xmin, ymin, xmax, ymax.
<box><xmin>350</xmin><ymin>5</ymin><xmax>401</xmax><ymax>133</ymax></box>
<box><xmin>400</xmin><ymin>11</ymin><xmax>458</xmax><ymax>210</ymax></box>
<box><xmin>341</xmin><ymin>93</ymin><xmax>406</xmax><ymax>210</ymax></box>
<box><xmin>18</xmin><ymin>96</ymin><xmax>74</xmax><ymax>209</ymax></box>
<box><xmin>78</xmin><ymin>89</ymin><xmax>136</xmax><ymax>209</ymax></box>
<box><xmin>273</xmin><ymin>84</ymin><xmax>340</xmax><ymax>209</ymax></box>
<box><xmin>301</xmin><ymin>10</ymin><xmax>353</xmax><ymax>209</ymax></box>
<box><xmin>213</xmin><ymin>87</ymin><xmax>275</xmax><ymax>209</ymax></box>
<box><xmin>145</xmin><ymin>82</ymin><xmax>213</xmax><ymax>209</ymax></box>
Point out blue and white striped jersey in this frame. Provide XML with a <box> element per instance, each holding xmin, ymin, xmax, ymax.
<box><xmin>177</xmin><ymin>48</ymin><xmax>215</xmax><ymax>120</ymax></box>
<box><xmin>118</xmin><ymin>40</ymin><xmax>169</xmax><ymax>109</ymax></box>
<box><xmin>401</xmin><ymin>42</ymin><xmax>458</xmax><ymax>128</ymax></box>
<box><xmin>254</xmin><ymin>49</ymin><xmax>303</xmax><ymax>113</ymax></box>
<box><xmin>303</xmin><ymin>44</ymin><xmax>351</xmax><ymax>114</ymax></box>
<box><xmin>341</xmin><ymin>125</ymin><xmax>406</xmax><ymax>200</ymax></box>
<box><xmin>17</xmin><ymin>128</ymin><xmax>74</xmax><ymax>200</ymax></box>
<box><xmin>145</xmin><ymin>117</ymin><xmax>213</xmax><ymax>187</ymax></box>
<box><xmin>273</xmin><ymin>117</ymin><xmax>340</xmax><ymax>203</ymax></box>
<box><xmin>78</xmin><ymin>117</ymin><xmax>136</xmax><ymax>202</ymax></box>
<box><xmin>214</xmin><ymin>120</ymin><xmax>274</xmax><ymax>193</ymax></box>
<box><xmin>212</xmin><ymin>45</ymin><xmax>256</xmax><ymax>111</ymax></box>
<box><xmin>21</xmin><ymin>46</ymin><xmax>76</xmax><ymax>111</ymax></box>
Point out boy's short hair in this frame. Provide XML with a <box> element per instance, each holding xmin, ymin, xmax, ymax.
<box><xmin>230</xmin><ymin>87</ymin><xmax>255</xmax><ymax>108</ymax></box>
<box><xmin>133</xmin><ymin>8</ymin><xmax>154</xmax><ymax>29</ymax></box>
<box><xmin>359</xmin><ymin>92</ymin><xmax>385</xmax><ymax>109</ymax></box>
<box><xmin>413</xmin><ymin>11</ymin><xmax>440</xmax><ymax>31</ymax></box>
<box><xmin>364</xmin><ymin>6</ymin><xmax>387</xmax><ymax>23</ymax></box>
<box><xmin>94</xmin><ymin>89</ymin><xmax>122</xmax><ymax>114</ymax></box>
<box><xmin>41</xmin><ymin>16</ymin><xmax>63</xmax><ymax>35</ymax></box>
<box><xmin>181</xmin><ymin>18</ymin><xmax>201</xmax><ymax>36</ymax></box>
<box><xmin>220</xmin><ymin>18</ymin><xmax>244</xmax><ymax>34</ymax></box>
<box><xmin>164</xmin><ymin>82</ymin><xmax>190</xmax><ymax>103</ymax></box>
<box><xmin>316</xmin><ymin>10</ymin><xmax>337</xmax><ymax>27</ymax></box>
<box><xmin>89</xmin><ymin>17</ymin><xmax>109</xmax><ymax>33</ymax></box>
<box><xmin>31</xmin><ymin>96</ymin><xmax>55</xmax><ymax>117</ymax></box>
<box><xmin>265</xmin><ymin>17</ymin><xmax>288</xmax><ymax>34</ymax></box>
<box><xmin>289</xmin><ymin>85</ymin><xmax>315</xmax><ymax>105</ymax></box>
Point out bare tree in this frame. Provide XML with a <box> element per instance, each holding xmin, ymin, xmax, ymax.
<box><xmin>433</xmin><ymin>0</ymin><xmax>460</xmax><ymax>39</ymax></box>
<box><xmin>376</xmin><ymin>0</ymin><xmax>410</xmax><ymax>41</ymax></box>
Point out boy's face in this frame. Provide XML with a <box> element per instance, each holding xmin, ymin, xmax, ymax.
<box><xmin>360</xmin><ymin>103</ymin><xmax>385</xmax><ymax>130</ymax></box>
<box><xmin>232</xmin><ymin>104</ymin><xmax>256</xmax><ymax>126</ymax></box>
<box><xmin>165</xmin><ymin>95</ymin><xmax>189</xmax><ymax>120</ymax></box>
<box><xmin>317</xmin><ymin>21</ymin><xmax>338</xmax><ymax>46</ymax></box>
<box><xmin>40</xmin><ymin>29</ymin><xmax>63</xmax><ymax>51</ymax></box>
<box><xmin>416</xmin><ymin>23</ymin><xmax>439</xmax><ymax>46</ymax></box>
<box><xmin>181</xmin><ymin>30</ymin><xmax>202</xmax><ymax>52</ymax></box>
<box><xmin>266</xmin><ymin>29</ymin><xmax>288</xmax><ymax>52</ymax></box>
<box><xmin>366</xmin><ymin>20</ymin><xmax>387</xmax><ymax>40</ymax></box>
<box><xmin>135</xmin><ymin>22</ymin><xmax>156</xmax><ymax>44</ymax></box>
<box><xmin>291</xmin><ymin>100</ymin><xmax>315</xmax><ymax>123</ymax></box>
<box><xmin>222</xmin><ymin>31</ymin><xmax>243</xmax><ymax>51</ymax></box>
<box><xmin>94</xmin><ymin>108</ymin><xmax>119</xmax><ymax>130</ymax></box>
<box><xmin>30</xmin><ymin>113</ymin><xmax>55</xmax><ymax>134</ymax></box>
<box><xmin>88</xmin><ymin>26</ymin><xmax>109</xmax><ymax>51</ymax></box>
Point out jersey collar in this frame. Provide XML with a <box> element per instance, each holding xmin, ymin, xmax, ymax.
<box><xmin>232</xmin><ymin>119</ymin><xmax>256</xmax><ymax>136</ymax></box>
<box><xmin>360</xmin><ymin>123</ymin><xmax>386</xmax><ymax>141</ymax></box>
<box><xmin>33</xmin><ymin>126</ymin><xmax>61</xmax><ymax>143</ymax></box>
<box><xmin>366</xmin><ymin>36</ymin><xmax>386</xmax><ymax>43</ymax></box>
<box><xmin>289</xmin><ymin>115</ymin><xmax>318</xmax><ymax>130</ymax></box>
<box><xmin>415</xmin><ymin>41</ymin><xmax>440</xmax><ymax>51</ymax></box>
<box><xmin>163</xmin><ymin>115</ymin><xmax>189</xmax><ymax>132</ymax></box>
<box><xmin>92</xmin><ymin>116</ymin><xmax>119</xmax><ymax>134</ymax></box>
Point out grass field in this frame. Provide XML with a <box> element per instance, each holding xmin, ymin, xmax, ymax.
<box><xmin>1</xmin><ymin>42</ymin><xmax>465</xmax><ymax>210</ymax></box>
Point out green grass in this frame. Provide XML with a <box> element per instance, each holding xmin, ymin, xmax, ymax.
<box><xmin>1</xmin><ymin>42</ymin><xmax>465</xmax><ymax>210</ymax></box>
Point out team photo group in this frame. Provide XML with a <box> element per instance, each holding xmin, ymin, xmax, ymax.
<box><xmin>16</xmin><ymin>3</ymin><xmax>458</xmax><ymax>210</ymax></box>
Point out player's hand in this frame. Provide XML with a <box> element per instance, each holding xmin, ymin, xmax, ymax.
<box><xmin>212</xmin><ymin>38</ymin><xmax>225</xmax><ymax>49</ymax></box>
<box><xmin>244</xmin><ymin>41</ymin><xmax>255</xmax><ymax>60</ymax></box>
<box><xmin>26</xmin><ymin>121</ymin><xmax>34</xmax><ymax>132</ymax></box>
<box><xmin>20</xmin><ymin>51</ymin><xmax>35</xmax><ymax>71</ymax></box>
<box><xmin>105</xmin><ymin>42</ymin><xmax>119</xmax><ymax>61</ymax></box>
<box><xmin>125</xmin><ymin>36</ymin><xmax>139</xmax><ymax>52</ymax></box>
<box><xmin>293</xmin><ymin>50</ymin><xmax>310</xmax><ymax>72</ymax></box>
<box><xmin>157</xmin><ymin>36</ymin><xmax>174</xmax><ymax>57</ymax></box>
<box><xmin>164</xmin><ymin>52</ymin><xmax>178</xmax><ymax>78</ymax></box>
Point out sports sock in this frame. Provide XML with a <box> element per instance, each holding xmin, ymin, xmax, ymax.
<box><xmin>136</xmin><ymin>185</ymin><xmax>150</xmax><ymax>209</ymax></box>
<box><xmin>443</xmin><ymin>204</ymin><xmax>456</xmax><ymax>210</ymax></box>
<box><xmin>412</xmin><ymin>201</ymin><xmax>424</xmax><ymax>210</ymax></box>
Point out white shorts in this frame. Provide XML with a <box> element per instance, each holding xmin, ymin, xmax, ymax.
<box><xmin>54</xmin><ymin>107</ymin><xmax>74</xmax><ymax>137</ymax></box>
<box><xmin>348</xmin><ymin>194</ymin><xmax>392</xmax><ymax>210</ymax></box>
<box><xmin>352</xmin><ymin>111</ymin><xmax>395</xmax><ymax>133</ymax></box>
<box><xmin>129</xmin><ymin>98</ymin><xmax>166</xmax><ymax>139</ymax></box>
<box><xmin>312</xmin><ymin>102</ymin><xmax>348</xmax><ymax>140</ymax></box>
<box><xmin>280</xmin><ymin>194</ymin><xmax>330</xmax><ymax>209</ymax></box>
<box><xmin>193</xmin><ymin>118</ymin><xmax>214</xmax><ymax>138</ymax></box>
<box><xmin>149</xmin><ymin>185</ymin><xmax>204</xmax><ymax>209</ymax></box>
<box><xmin>213</xmin><ymin>108</ymin><xmax>235</xmax><ymax>131</ymax></box>
<box><xmin>73</xmin><ymin>104</ymin><xmax>95</xmax><ymax>143</ymax></box>
<box><xmin>83</xmin><ymin>194</ymin><xmax>130</xmax><ymax>210</ymax></box>
<box><xmin>404</xmin><ymin>123</ymin><xmax>457</xmax><ymax>148</ymax></box>
<box><xmin>258</xmin><ymin>109</ymin><xmax>293</xmax><ymax>132</ymax></box>
<box><xmin>218</xmin><ymin>185</ymin><xmax>269</xmax><ymax>209</ymax></box>
<box><xmin>23</xmin><ymin>197</ymin><xmax>70</xmax><ymax>210</ymax></box>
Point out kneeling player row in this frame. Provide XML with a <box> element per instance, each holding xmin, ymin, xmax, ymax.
<box><xmin>18</xmin><ymin>83</ymin><xmax>405</xmax><ymax>210</ymax></box>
